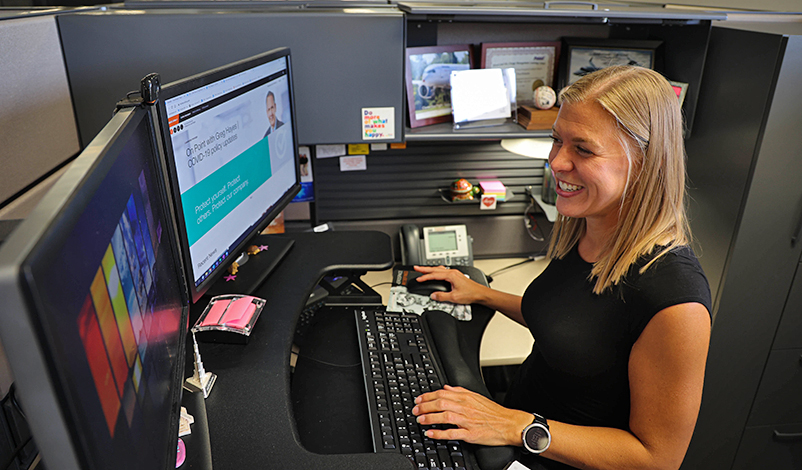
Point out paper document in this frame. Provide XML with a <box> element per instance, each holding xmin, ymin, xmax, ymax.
<box><xmin>450</xmin><ymin>69</ymin><xmax>512</xmax><ymax>124</ymax></box>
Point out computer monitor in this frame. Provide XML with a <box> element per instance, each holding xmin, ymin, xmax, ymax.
<box><xmin>0</xmin><ymin>106</ymin><xmax>188</xmax><ymax>470</ymax></box>
<box><xmin>156</xmin><ymin>48</ymin><xmax>301</xmax><ymax>303</ymax></box>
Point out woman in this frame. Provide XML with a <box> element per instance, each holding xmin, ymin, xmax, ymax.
<box><xmin>411</xmin><ymin>66</ymin><xmax>711</xmax><ymax>470</ymax></box>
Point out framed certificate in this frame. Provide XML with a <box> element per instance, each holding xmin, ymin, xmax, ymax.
<box><xmin>480</xmin><ymin>42</ymin><xmax>560</xmax><ymax>105</ymax></box>
<box><xmin>560</xmin><ymin>38</ymin><xmax>663</xmax><ymax>88</ymax></box>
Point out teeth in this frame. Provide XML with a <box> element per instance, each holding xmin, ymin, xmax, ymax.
<box><xmin>558</xmin><ymin>180</ymin><xmax>582</xmax><ymax>192</ymax></box>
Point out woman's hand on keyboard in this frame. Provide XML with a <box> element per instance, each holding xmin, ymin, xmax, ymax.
<box><xmin>411</xmin><ymin>384</ymin><xmax>533</xmax><ymax>447</ymax></box>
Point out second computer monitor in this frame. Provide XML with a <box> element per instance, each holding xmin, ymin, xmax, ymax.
<box><xmin>157</xmin><ymin>48</ymin><xmax>301</xmax><ymax>303</ymax></box>
<box><xmin>0</xmin><ymin>106</ymin><xmax>187</xmax><ymax>470</ymax></box>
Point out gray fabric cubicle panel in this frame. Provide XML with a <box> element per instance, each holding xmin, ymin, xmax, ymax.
<box><xmin>0</xmin><ymin>15</ymin><xmax>80</xmax><ymax>207</ymax></box>
<box><xmin>312</xmin><ymin>140</ymin><xmax>552</xmax><ymax>258</ymax></box>
<box><xmin>314</xmin><ymin>141</ymin><xmax>543</xmax><ymax>221</ymax></box>
<box><xmin>56</xmin><ymin>9</ymin><xmax>405</xmax><ymax>147</ymax></box>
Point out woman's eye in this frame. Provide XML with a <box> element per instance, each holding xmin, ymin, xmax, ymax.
<box><xmin>576</xmin><ymin>146</ymin><xmax>592</xmax><ymax>155</ymax></box>
<box><xmin>549</xmin><ymin>135</ymin><xmax>562</xmax><ymax>145</ymax></box>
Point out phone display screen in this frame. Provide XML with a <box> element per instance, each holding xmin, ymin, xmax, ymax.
<box><xmin>427</xmin><ymin>231</ymin><xmax>458</xmax><ymax>253</ymax></box>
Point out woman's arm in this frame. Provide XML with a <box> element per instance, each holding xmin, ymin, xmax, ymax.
<box><xmin>413</xmin><ymin>265</ymin><xmax>526</xmax><ymax>326</ymax></box>
<box><xmin>413</xmin><ymin>302</ymin><xmax>711</xmax><ymax>470</ymax></box>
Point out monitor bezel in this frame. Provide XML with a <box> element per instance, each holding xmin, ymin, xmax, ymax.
<box><xmin>0</xmin><ymin>106</ymin><xmax>188</xmax><ymax>470</ymax></box>
<box><xmin>155</xmin><ymin>47</ymin><xmax>301</xmax><ymax>304</ymax></box>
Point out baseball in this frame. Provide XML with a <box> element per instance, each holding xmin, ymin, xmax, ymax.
<box><xmin>533</xmin><ymin>86</ymin><xmax>557</xmax><ymax>110</ymax></box>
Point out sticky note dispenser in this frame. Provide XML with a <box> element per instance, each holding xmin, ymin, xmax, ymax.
<box><xmin>192</xmin><ymin>294</ymin><xmax>266</xmax><ymax>344</ymax></box>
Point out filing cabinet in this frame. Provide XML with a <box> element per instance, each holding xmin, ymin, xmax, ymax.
<box><xmin>682</xmin><ymin>25</ymin><xmax>802</xmax><ymax>470</ymax></box>
<box><xmin>733</xmin><ymin>262</ymin><xmax>802</xmax><ymax>469</ymax></box>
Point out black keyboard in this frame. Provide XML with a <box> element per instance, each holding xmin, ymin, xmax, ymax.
<box><xmin>355</xmin><ymin>307</ymin><xmax>472</xmax><ymax>470</ymax></box>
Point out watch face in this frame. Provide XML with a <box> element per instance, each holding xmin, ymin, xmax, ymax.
<box><xmin>525</xmin><ymin>424</ymin><xmax>550</xmax><ymax>452</ymax></box>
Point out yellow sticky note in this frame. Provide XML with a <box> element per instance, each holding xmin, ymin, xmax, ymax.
<box><xmin>348</xmin><ymin>144</ymin><xmax>370</xmax><ymax>155</ymax></box>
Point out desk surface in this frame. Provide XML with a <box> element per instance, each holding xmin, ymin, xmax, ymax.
<box><xmin>191</xmin><ymin>233</ymin><xmax>548</xmax><ymax>470</ymax></box>
<box><xmin>195</xmin><ymin>231</ymin><xmax>409</xmax><ymax>470</ymax></box>
<box><xmin>360</xmin><ymin>257</ymin><xmax>549</xmax><ymax>367</ymax></box>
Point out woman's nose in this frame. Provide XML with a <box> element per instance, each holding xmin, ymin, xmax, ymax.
<box><xmin>549</xmin><ymin>145</ymin><xmax>572</xmax><ymax>173</ymax></box>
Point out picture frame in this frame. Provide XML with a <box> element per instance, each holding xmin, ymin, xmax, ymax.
<box><xmin>559</xmin><ymin>38</ymin><xmax>663</xmax><ymax>88</ymax></box>
<box><xmin>405</xmin><ymin>44</ymin><xmax>473</xmax><ymax>128</ymax></box>
<box><xmin>480</xmin><ymin>41</ymin><xmax>561</xmax><ymax>105</ymax></box>
<box><xmin>669</xmin><ymin>80</ymin><xmax>689</xmax><ymax>107</ymax></box>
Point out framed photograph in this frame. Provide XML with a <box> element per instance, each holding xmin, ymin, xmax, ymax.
<box><xmin>560</xmin><ymin>38</ymin><xmax>663</xmax><ymax>88</ymax></box>
<box><xmin>405</xmin><ymin>45</ymin><xmax>473</xmax><ymax>128</ymax></box>
<box><xmin>480</xmin><ymin>42</ymin><xmax>560</xmax><ymax>105</ymax></box>
<box><xmin>669</xmin><ymin>80</ymin><xmax>689</xmax><ymax>107</ymax></box>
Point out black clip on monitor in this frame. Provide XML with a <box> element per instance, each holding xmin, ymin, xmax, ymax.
<box><xmin>155</xmin><ymin>48</ymin><xmax>302</xmax><ymax>303</ymax></box>
<box><xmin>0</xmin><ymin>105</ymin><xmax>189</xmax><ymax>470</ymax></box>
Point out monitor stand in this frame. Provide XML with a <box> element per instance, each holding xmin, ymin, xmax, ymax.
<box><xmin>205</xmin><ymin>234</ymin><xmax>294</xmax><ymax>297</ymax></box>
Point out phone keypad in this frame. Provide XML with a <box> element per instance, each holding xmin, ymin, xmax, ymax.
<box><xmin>425</xmin><ymin>257</ymin><xmax>470</xmax><ymax>267</ymax></box>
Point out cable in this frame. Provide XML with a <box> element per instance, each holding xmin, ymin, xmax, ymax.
<box><xmin>1</xmin><ymin>384</ymin><xmax>37</xmax><ymax>470</ymax></box>
<box><xmin>0</xmin><ymin>384</ymin><xmax>14</xmax><ymax>406</ymax></box>
<box><xmin>524</xmin><ymin>203</ymin><xmax>546</xmax><ymax>242</ymax></box>
<box><xmin>369</xmin><ymin>281</ymin><xmax>392</xmax><ymax>289</ymax></box>
<box><xmin>24</xmin><ymin>453</ymin><xmax>40</xmax><ymax>470</ymax></box>
<box><xmin>487</xmin><ymin>258</ymin><xmax>537</xmax><ymax>278</ymax></box>
<box><xmin>1</xmin><ymin>435</ymin><xmax>32</xmax><ymax>470</ymax></box>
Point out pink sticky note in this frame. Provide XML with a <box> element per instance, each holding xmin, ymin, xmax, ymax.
<box><xmin>220</xmin><ymin>297</ymin><xmax>257</xmax><ymax>329</ymax></box>
<box><xmin>200</xmin><ymin>299</ymin><xmax>230</xmax><ymax>327</ymax></box>
<box><xmin>479</xmin><ymin>180</ymin><xmax>505</xmax><ymax>193</ymax></box>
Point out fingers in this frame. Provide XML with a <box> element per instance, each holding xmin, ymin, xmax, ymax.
<box><xmin>412</xmin><ymin>386</ymin><xmax>471</xmax><ymax>417</ymax></box>
<box><xmin>424</xmin><ymin>426</ymin><xmax>467</xmax><ymax>441</ymax></box>
<box><xmin>412</xmin><ymin>266</ymin><xmax>451</xmax><ymax>284</ymax></box>
<box><xmin>412</xmin><ymin>386</ymin><xmax>530</xmax><ymax>447</ymax></box>
<box><xmin>414</xmin><ymin>265</ymin><xmax>449</xmax><ymax>274</ymax></box>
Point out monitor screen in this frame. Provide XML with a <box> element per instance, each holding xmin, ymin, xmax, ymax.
<box><xmin>157</xmin><ymin>48</ymin><xmax>301</xmax><ymax>303</ymax></box>
<box><xmin>0</xmin><ymin>107</ymin><xmax>187</xmax><ymax>470</ymax></box>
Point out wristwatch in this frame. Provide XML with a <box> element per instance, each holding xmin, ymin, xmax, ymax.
<box><xmin>522</xmin><ymin>413</ymin><xmax>551</xmax><ymax>454</ymax></box>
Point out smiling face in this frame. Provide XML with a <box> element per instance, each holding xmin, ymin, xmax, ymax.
<box><xmin>548</xmin><ymin>100</ymin><xmax>633</xmax><ymax>233</ymax></box>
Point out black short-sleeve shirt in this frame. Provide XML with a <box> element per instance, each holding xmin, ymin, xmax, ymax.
<box><xmin>504</xmin><ymin>245</ymin><xmax>711</xmax><ymax>470</ymax></box>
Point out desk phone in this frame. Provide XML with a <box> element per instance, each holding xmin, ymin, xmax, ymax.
<box><xmin>399</xmin><ymin>224</ymin><xmax>473</xmax><ymax>267</ymax></box>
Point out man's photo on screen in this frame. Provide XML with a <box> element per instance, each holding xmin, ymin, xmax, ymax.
<box><xmin>264</xmin><ymin>90</ymin><xmax>284</xmax><ymax>138</ymax></box>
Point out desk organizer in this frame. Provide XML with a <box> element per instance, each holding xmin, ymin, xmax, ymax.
<box><xmin>192</xmin><ymin>294</ymin><xmax>266</xmax><ymax>344</ymax></box>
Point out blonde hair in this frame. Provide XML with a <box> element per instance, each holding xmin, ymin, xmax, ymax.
<box><xmin>548</xmin><ymin>66</ymin><xmax>691</xmax><ymax>294</ymax></box>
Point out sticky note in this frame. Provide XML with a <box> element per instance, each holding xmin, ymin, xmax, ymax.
<box><xmin>362</xmin><ymin>107</ymin><xmax>395</xmax><ymax>140</ymax></box>
<box><xmin>348</xmin><ymin>144</ymin><xmax>370</xmax><ymax>155</ymax></box>
<box><xmin>340</xmin><ymin>155</ymin><xmax>367</xmax><ymax>171</ymax></box>
<box><xmin>316</xmin><ymin>144</ymin><xmax>346</xmax><ymax>159</ymax></box>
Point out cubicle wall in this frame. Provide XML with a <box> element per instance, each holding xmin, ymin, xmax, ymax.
<box><xmin>0</xmin><ymin>12</ymin><xmax>80</xmax><ymax>216</ymax></box>
<box><xmin>313</xmin><ymin>141</ymin><xmax>549</xmax><ymax>259</ymax></box>
<box><xmin>312</xmin><ymin>9</ymin><xmax>715</xmax><ymax>258</ymax></box>
<box><xmin>8</xmin><ymin>5</ymin><xmax>802</xmax><ymax>470</ymax></box>
<box><xmin>56</xmin><ymin>7</ymin><xmax>406</xmax><ymax>148</ymax></box>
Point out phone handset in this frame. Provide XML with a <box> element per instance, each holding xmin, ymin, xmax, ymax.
<box><xmin>400</xmin><ymin>224</ymin><xmax>423</xmax><ymax>265</ymax></box>
<box><xmin>399</xmin><ymin>224</ymin><xmax>473</xmax><ymax>267</ymax></box>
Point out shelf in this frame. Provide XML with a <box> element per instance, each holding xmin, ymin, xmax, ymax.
<box><xmin>397</xmin><ymin>2</ymin><xmax>727</xmax><ymax>22</ymax></box>
<box><xmin>405</xmin><ymin>122</ymin><xmax>551</xmax><ymax>141</ymax></box>
<box><xmin>438</xmin><ymin>188</ymin><xmax>515</xmax><ymax>204</ymax></box>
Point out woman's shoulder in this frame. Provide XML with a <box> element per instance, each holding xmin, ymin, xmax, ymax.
<box><xmin>634</xmin><ymin>245</ymin><xmax>703</xmax><ymax>274</ymax></box>
<box><xmin>625</xmin><ymin>245</ymin><xmax>712</xmax><ymax>314</ymax></box>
